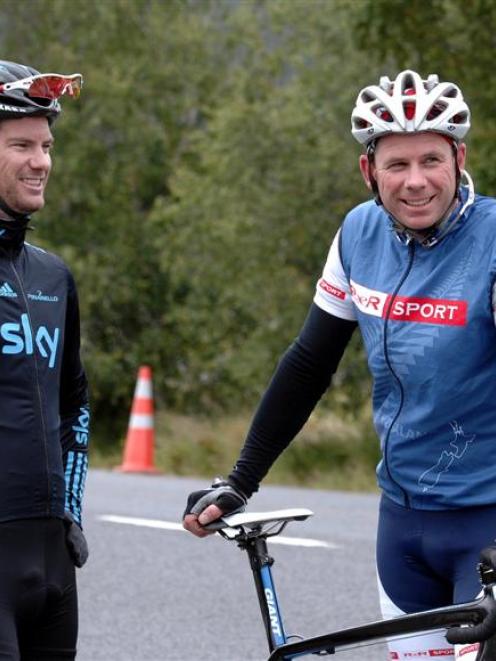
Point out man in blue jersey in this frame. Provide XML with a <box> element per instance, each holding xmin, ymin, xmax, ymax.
<box><xmin>183</xmin><ymin>70</ymin><xmax>496</xmax><ymax>659</ymax></box>
<box><xmin>0</xmin><ymin>60</ymin><xmax>89</xmax><ymax>659</ymax></box>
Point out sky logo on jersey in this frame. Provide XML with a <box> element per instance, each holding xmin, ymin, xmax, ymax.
<box><xmin>0</xmin><ymin>282</ymin><xmax>17</xmax><ymax>298</ymax></box>
<box><xmin>1</xmin><ymin>313</ymin><xmax>60</xmax><ymax>367</ymax></box>
<box><xmin>350</xmin><ymin>280</ymin><xmax>467</xmax><ymax>326</ymax></box>
<box><xmin>72</xmin><ymin>406</ymin><xmax>90</xmax><ymax>446</ymax></box>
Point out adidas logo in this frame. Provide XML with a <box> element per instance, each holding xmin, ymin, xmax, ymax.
<box><xmin>0</xmin><ymin>282</ymin><xmax>17</xmax><ymax>298</ymax></box>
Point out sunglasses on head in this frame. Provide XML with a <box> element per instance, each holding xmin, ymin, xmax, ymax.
<box><xmin>0</xmin><ymin>73</ymin><xmax>83</xmax><ymax>100</ymax></box>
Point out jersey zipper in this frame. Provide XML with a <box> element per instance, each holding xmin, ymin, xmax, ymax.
<box><xmin>382</xmin><ymin>239</ymin><xmax>416</xmax><ymax>508</ymax></box>
<box><xmin>9</xmin><ymin>253</ymin><xmax>51</xmax><ymax>515</ymax></box>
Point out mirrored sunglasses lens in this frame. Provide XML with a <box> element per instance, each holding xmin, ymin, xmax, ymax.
<box><xmin>27</xmin><ymin>77</ymin><xmax>55</xmax><ymax>99</ymax></box>
<box><xmin>68</xmin><ymin>77</ymin><xmax>82</xmax><ymax>98</ymax></box>
<box><xmin>28</xmin><ymin>75</ymin><xmax>82</xmax><ymax>100</ymax></box>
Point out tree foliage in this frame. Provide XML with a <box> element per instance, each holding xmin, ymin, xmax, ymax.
<box><xmin>0</xmin><ymin>0</ymin><xmax>492</xmax><ymax>444</ymax></box>
<box><xmin>353</xmin><ymin>0</ymin><xmax>496</xmax><ymax>192</ymax></box>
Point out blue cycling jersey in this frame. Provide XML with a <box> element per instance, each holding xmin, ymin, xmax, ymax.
<box><xmin>314</xmin><ymin>188</ymin><xmax>496</xmax><ymax>510</ymax></box>
<box><xmin>226</xmin><ymin>178</ymin><xmax>496</xmax><ymax>661</ymax></box>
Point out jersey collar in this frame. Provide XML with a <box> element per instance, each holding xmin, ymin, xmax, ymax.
<box><xmin>0</xmin><ymin>216</ymin><xmax>31</xmax><ymax>249</ymax></box>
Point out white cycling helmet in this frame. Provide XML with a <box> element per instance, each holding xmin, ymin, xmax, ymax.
<box><xmin>351</xmin><ymin>69</ymin><xmax>470</xmax><ymax>146</ymax></box>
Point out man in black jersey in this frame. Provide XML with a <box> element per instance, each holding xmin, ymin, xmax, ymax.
<box><xmin>0</xmin><ymin>61</ymin><xmax>89</xmax><ymax>660</ymax></box>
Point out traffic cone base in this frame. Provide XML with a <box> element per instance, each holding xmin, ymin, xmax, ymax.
<box><xmin>119</xmin><ymin>428</ymin><xmax>160</xmax><ymax>473</ymax></box>
<box><xmin>116</xmin><ymin>365</ymin><xmax>160</xmax><ymax>474</ymax></box>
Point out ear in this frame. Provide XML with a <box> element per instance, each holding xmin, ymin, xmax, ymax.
<box><xmin>359</xmin><ymin>154</ymin><xmax>372</xmax><ymax>190</ymax></box>
<box><xmin>457</xmin><ymin>142</ymin><xmax>467</xmax><ymax>170</ymax></box>
<box><xmin>359</xmin><ymin>154</ymin><xmax>373</xmax><ymax>189</ymax></box>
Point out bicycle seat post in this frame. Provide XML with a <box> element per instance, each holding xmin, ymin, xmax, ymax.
<box><xmin>208</xmin><ymin>509</ymin><xmax>313</xmax><ymax>658</ymax></box>
<box><xmin>238</xmin><ymin>533</ymin><xmax>288</xmax><ymax>653</ymax></box>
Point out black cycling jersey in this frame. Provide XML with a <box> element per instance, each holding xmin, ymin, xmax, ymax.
<box><xmin>0</xmin><ymin>219</ymin><xmax>89</xmax><ymax>525</ymax></box>
<box><xmin>228</xmin><ymin>303</ymin><xmax>356</xmax><ymax>497</ymax></box>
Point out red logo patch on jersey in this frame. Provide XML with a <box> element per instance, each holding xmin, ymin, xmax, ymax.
<box><xmin>390</xmin><ymin>296</ymin><xmax>467</xmax><ymax>326</ymax></box>
<box><xmin>400</xmin><ymin>650</ymin><xmax>454</xmax><ymax>657</ymax></box>
<box><xmin>350</xmin><ymin>280</ymin><xmax>468</xmax><ymax>327</ymax></box>
<box><xmin>318</xmin><ymin>278</ymin><xmax>346</xmax><ymax>300</ymax></box>
<box><xmin>458</xmin><ymin>644</ymin><xmax>480</xmax><ymax>656</ymax></box>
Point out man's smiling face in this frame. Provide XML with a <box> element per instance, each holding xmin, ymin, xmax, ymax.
<box><xmin>0</xmin><ymin>116</ymin><xmax>53</xmax><ymax>217</ymax></box>
<box><xmin>360</xmin><ymin>132</ymin><xmax>466</xmax><ymax>230</ymax></box>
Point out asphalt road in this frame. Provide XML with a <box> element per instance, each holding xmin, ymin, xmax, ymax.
<box><xmin>77</xmin><ymin>470</ymin><xmax>387</xmax><ymax>660</ymax></box>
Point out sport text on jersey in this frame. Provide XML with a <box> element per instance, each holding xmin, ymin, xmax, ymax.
<box><xmin>350</xmin><ymin>280</ymin><xmax>467</xmax><ymax>326</ymax></box>
<box><xmin>318</xmin><ymin>278</ymin><xmax>346</xmax><ymax>300</ymax></box>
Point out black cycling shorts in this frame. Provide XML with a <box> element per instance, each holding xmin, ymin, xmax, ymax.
<box><xmin>0</xmin><ymin>518</ymin><xmax>77</xmax><ymax>661</ymax></box>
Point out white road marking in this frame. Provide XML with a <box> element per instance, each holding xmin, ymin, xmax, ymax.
<box><xmin>98</xmin><ymin>514</ymin><xmax>337</xmax><ymax>549</ymax></box>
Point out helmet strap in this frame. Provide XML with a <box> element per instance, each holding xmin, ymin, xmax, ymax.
<box><xmin>451</xmin><ymin>141</ymin><xmax>462</xmax><ymax>191</ymax></box>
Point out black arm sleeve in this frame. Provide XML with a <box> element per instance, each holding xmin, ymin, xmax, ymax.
<box><xmin>228</xmin><ymin>303</ymin><xmax>357</xmax><ymax>497</ymax></box>
<box><xmin>60</xmin><ymin>271</ymin><xmax>90</xmax><ymax>526</ymax></box>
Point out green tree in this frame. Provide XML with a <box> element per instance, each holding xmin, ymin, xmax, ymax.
<box><xmin>353</xmin><ymin>0</ymin><xmax>496</xmax><ymax>193</ymax></box>
<box><xmin>0</xmin><ymin>0</ymin><xmax>390</xmax><ymax>446</ymax></box>
<box><xmin>151</xmin><ymin>0</ymin><xmax>371</xmax><ymax>412</ymax></box>
<box><xmin>0</xmin><ymin>0</ymin><xmax>236</xmax><ymax>437</ymax></box>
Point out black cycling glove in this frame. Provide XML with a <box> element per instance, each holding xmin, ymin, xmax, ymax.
<box><xmin>446</xmin><ymin>545</ymin><xmax>496</xmax><ymax>645</ymax></box>
<box><xmin>479</xmin><ymin>547</ymin><xmax>496</xmax><ymax>585</ymax></box>
<box><xmin>64</xmin><ymin>512</ymin><xmax>89</xmax><ymax>568</ymax></box>
<box><xmin>183</xmin><ymin>477</ymin><xmax>247</xmax><ymax>520</ymax></box>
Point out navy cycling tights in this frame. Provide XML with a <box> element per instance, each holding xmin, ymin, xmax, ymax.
<box><xmin>377</xmin><ymin>495</ymin><xmax>496</xmax><ymax>659</ymax></box>
<box><xmin>377</xmin><ymin>495</ymin><xmax>496</xmax><ymax>612</ymax></box>
<box><xmin>0</xmin><ymin>518</ymin><xmax>77</xmax><ymax>661</ymax></box>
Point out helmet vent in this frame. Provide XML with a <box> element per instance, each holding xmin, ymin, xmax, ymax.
<box><xmin>443</xmin><ymin>86</ymin><xmax>459</xmax><ymax>98</ymax></box>
<box><xmin>451</xmin><ymin>111</ymin><xmax>470</xmax><ymax>124</ymax></box>
<box><xmin>400</xmin><ymin>73</ymin><xmax>415</xmax><ymax>94</ymax></box>
<box><xmin>427</xmin><ymin>100</ymin><xmax>448</xmax><ymax>120</ymax></box>
<box><xmin>360</xmin><ymin>90</ymin><xmax>376</xmax><ymax>103</ymax></box>
<box><xmin>353</xmin><ymin>117</ymin><xmax>371</xmax><ymax>129</ymax></box>
<box><xmin>375</xmin><ymin>104</ymin><xmax>393</xmax><ymax>122</ymax></box>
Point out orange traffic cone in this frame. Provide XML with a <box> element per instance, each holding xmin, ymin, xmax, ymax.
<box><xmin>117</xmin><ymin>365</ymin><xmax>160</xmax><ymax>473</ymax></box>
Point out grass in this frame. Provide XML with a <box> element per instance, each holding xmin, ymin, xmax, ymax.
<box><xmin>94</xmin><ymin>407</ymin><xmax>381</xmax><ymax>494</ymax></box>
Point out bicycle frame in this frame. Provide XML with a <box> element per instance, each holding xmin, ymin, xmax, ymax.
<box><xmin>268</xmin><ymin>589</ymin><xmax>496</xmax><ymax>660</ymax></box>
<box><xmin>209</xmin><ymin>509</ymin><xmax>496</xmax><ymax>660</ymax></box>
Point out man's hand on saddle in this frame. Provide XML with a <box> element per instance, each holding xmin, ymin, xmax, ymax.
<box><xmin>182</xmin><ymin>477</ymin><xmax>247</xmax><ymax>538</ymax></box>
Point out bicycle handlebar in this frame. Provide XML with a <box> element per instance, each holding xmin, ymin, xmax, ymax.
<box><xmin>447</xmin><ymin>551</ymin><xmax>496</xmax><ymax>644</ymax></box>
<box><xmin>446</xmin><ymin>585</ymin><xmax>496</xmax><ymax>644</ymax></box>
